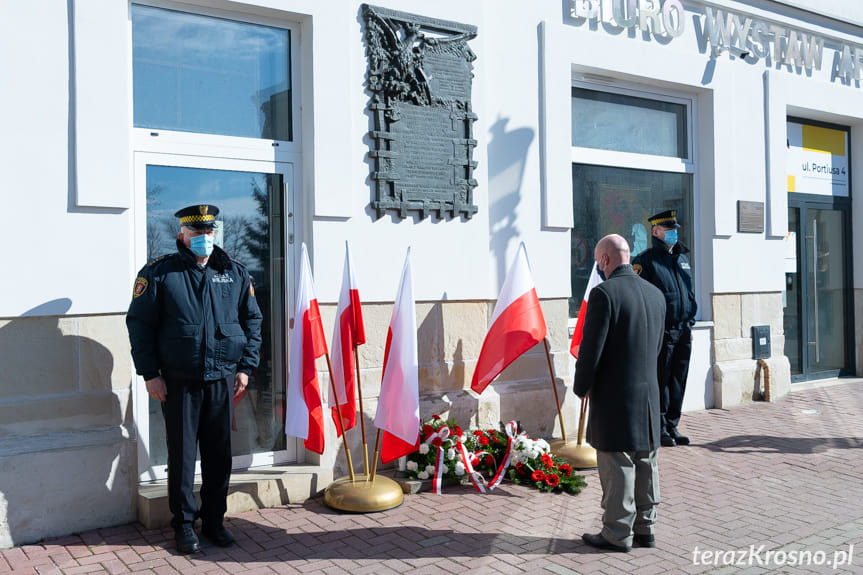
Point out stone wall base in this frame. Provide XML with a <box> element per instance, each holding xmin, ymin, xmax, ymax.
<box><xmin>713</xmin><ymin>356</ymin><xmax>791</xmax><ymax>408</ymax></box>
<box><xmin>0</xmin><ymin>313</ymin><xmax>135</xmax><ymax>548</ymax></box>
<box><xmin>712</xmin><ymin>292</ymin><xmax>791</xmax><ymax>408</ymax></box>
<box><xmin>137</xmin><ymin>466</ymin><xmax>333</xmax><ymax>529</ymax></box>
<box><xmin>0</xmin><ymin>430</ymin><xmax>135</xmax><ymax>548</ymax></box>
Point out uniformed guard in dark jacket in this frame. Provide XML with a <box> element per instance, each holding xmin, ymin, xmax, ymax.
<box><xmin>127</xmin><ymin>204</ymin><xmax>262</xmax><ymax>554</ymax></box>
<box><xmin>632</xmin><ymin>209</ymin><xmax>697</xmax><ymax>447</ymax></box>
<box><xmin>574</xmin><ymin>234</ymin><xmax>666</xmax><ymax>552</ymax></box>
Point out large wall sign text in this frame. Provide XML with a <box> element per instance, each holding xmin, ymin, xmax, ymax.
<box><xmin>569</xmin><ymin>0</ymin><xmax>863</xmax><ymax>86</ymax></box>
<box><xmin>571</xmin><ymin>0</ymin><xmax>685</xmax><ymax>37</ymax></box>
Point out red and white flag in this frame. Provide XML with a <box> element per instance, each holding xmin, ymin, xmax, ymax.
<box><xmin>285</xmin><ymin>243</ymin><xmax>329</xmax><ymax>454</ymax></box>
<box><xmin>569</xmin><ymin>262</ymin><xmax>604</xmax><ymax>359</ymax></box>
<box><xmin>331</xmin><ymin>241</ymin><xmax>366</xmax><ymax>436</ymax></box>
<box><xmin>471</xmin><ymin>242</ymin><xmax>547</xmax><ymax>394</ymax></box>
<box><xmin>374</xmin><ymin>248</ymin><xmax>420</xmax><ymax>464</ymax></box>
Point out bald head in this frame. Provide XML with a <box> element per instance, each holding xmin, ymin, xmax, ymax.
<box><xmin>595</xmin><ymin>234</ymin><xmax>631</xmax><ymax>277</ymax></box>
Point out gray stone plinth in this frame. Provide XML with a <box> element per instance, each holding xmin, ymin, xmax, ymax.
<box><xmin>137</xmin><ymin>466</ymin><xmax>333</xmax><ymax>529</ymax></box>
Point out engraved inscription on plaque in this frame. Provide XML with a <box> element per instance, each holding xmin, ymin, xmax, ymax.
<box><xmin>737</xmin><ymin>200</ymin><xmax>764</xmax><ymax>233</ymax></box>
<box><xmin>363</xmin><ymin>4</ymin><xmax>479</xmax><ymax>220</ymax></box>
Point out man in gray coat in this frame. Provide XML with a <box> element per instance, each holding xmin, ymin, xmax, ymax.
<box><xmin>574</xmin><ymin>234</ymin><xmax>666</xmax><ymax>552</ymax></box>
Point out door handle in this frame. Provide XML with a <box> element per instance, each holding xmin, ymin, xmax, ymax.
<box><xmin>807</xmin><ymin>220</ymin><xmax>820</xmax><ymax>363</ymax></box>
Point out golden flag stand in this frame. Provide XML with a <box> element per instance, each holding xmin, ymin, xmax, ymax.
<box><xmin>543</xmin><ymin>338</ymin><xmax>597</xmax><ymax>470</ymax></box>
<box><xmin>323</xmin><ymin>345</ymin><xmax>403</xmax><ymax>512</ymax></box>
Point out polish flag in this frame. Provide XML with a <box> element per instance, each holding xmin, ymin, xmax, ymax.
<box><xmin>374</xmin><ymin>248</ymin><xmax>421</xmax><ymax>464</ymax></box>
<box><xmin>569</xmin><ymin>262</ymin><xmax>604</xmax><ymax>359</ymax></box>
<box><xmin>285</xmin><ymin>244</ymin><xmax>329</xmax><ymax>454</ymax></box>
<box><xmin>331</xmin><ymin>241</ymin><xmax>366</xmax><ymax>436</ymax></box>
<box><xmin>470</xmin><ymin>242</ymin><xmax>547</xmax><ymax>394</ymax></box>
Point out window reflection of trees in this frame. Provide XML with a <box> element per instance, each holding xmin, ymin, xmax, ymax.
<box><xmin>145</xmin><ymin>185</ymin><xmax>179</xmax><ymax>261</ymax></box>
<box><xmin>235</xmin><ymin>178</ymin><xmax>283</xmax><ymax>453</ymax></box>
<box><xmin>220</xmin><ymin>215</ymin><xmax>251</xmax><ymax>261</ymax></box>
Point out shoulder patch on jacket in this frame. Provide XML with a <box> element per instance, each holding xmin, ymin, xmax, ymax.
<box><xmin>133</xmin><ymin>277</ymin><xmax>149</xmax><ymax>298</ymax></box>
<box><xmin>633</xmin><ymin>263</ymin><xmax>643</xmax><ymax>276</ymax></box>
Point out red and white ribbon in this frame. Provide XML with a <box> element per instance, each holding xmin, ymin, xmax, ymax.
<box><xmin>456</xmin><ymin>441</ymin><xmax>487</xmax><ymax>493</ymax></box>
<box><xmin>424</xmin><ymin>426</ymin><xmax>451</xmax><ymax>494</ymax></box>
<box><xmin>488</xmin><ymin>421</ymin><xmax>523</xmax><ymax>491</ymax></box>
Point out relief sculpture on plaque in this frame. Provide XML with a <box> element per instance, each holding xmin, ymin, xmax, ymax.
<box><xmin>362</xmin><ymin>4</ymin><xmax>479</xmax><ymax>220</ymax></box>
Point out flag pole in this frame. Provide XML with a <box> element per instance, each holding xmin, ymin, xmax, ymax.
<box><xmin>545</xmin><ymin>340</ymin><xmax>597</xmax><ymax>470</ymax></box>
<box><xmin>577</xmin><ymin>394</ymin><xmax>589</xmax><ymax>446</ymax></box>
<box><xmin>324</xmin><ymin>351</ymin><xmax>355</xmax><ymax>482</ymax></box>
<box><xmin>370</xmin><ymin>429</ymin><xmax>382</xmax><ymax>483</ymax></box>
<box><xmin>542</xmin><ymin>338</ymin><xmax>568</xmax><ymax>443</ymax></box>
<box><xmin>354</xmin><ymin>345</ymin><xmax>371</xmax><ymax>478</ymax></box>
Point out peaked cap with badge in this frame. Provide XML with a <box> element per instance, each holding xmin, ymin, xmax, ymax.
<box><xmin>647</xmin><ymin>209</ymin><xmax>680</xmax><ymax>229</ymax></box>
<box><xmin>175</xmin><ymin>204</ymin><xmax>220</xmax><ymax>230</ymax></box>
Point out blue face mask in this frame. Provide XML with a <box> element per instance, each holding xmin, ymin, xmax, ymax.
<box><xmin>189</xmin><ymin>234</ymin><xmax>215</xmax><ymax>258</ymax></box>
<box><xmin>662</xmin><ymin>229</ymin><xmax>678</xmax><ymax>248</ymax></box>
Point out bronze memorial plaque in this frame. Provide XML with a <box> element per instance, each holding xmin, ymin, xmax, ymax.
<box><xmin>737</xmin><ymin>200</ymin><xmax>764</xmax><ymax>233</ymax></box>
<box><xmin>363</xmin><ymin>4</ymin><xmax>479</xmax><ymax>220</ymax></box>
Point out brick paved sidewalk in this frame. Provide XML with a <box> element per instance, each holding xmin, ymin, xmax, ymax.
<box><xmin>2</xmin><ymin>382</ymin><xmax>862</xmax><ymax>574</ymax></box>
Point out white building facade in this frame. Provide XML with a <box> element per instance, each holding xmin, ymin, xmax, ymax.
<box><xmin>1</xmin><ymin>0</ymin><xmax>861</xmax><ymax>547</ymax></box>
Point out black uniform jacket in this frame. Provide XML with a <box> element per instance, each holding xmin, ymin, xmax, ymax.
<box><xmin>573</xmin><ymin>265</ymin><xmax>666</xmax><ymax>452</ymax></box>
<box><xmin>127</xmin><ymin>240</ymin><xmax>263</xmax><ymax>382</ymax></box>
<box><xmin>632</xmin><ymin>237</ymin><xmax>697</xmax><ymax>329</ymax></box>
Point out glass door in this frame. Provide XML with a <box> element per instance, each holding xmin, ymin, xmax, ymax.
<box><xmin>784</xmin><ymin>202</ymin><xmax>853</xmax><ymax>381</ymax></box>
<box><xmin>134</xmin><ymin>153</ymin><xmax>297</xmax><ymax>482</ymax></box>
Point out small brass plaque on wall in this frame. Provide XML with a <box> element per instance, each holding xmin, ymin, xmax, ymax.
<box><xmin>737</xmin><ymin>201</ymin><xmax>764</xmax><ymax>233</ymax></box>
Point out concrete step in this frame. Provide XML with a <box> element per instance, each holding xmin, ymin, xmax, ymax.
<box><xmin>137</xmin><ymin>465</ymin><xmax>334</xmax><ymax>528</ymax></box>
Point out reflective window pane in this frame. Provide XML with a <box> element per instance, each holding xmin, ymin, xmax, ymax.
<box><xmin>806</xmin><ymin>208</ymin><xmax>846</xmax><ymax>373</ymax></box>
<box><xmin>570</xmin><ymin>164</ymin><xmax>693</xmax><ymax>317</ymax></box>
<box><xmin>132</xmin><ymin>5</ymin><xmax>291</xmax><ymax>140</ymax></box>
<box><xmin>145</xmin><ymin>165</ymin><xmax>286</xmax><ymax>466</ymax></box>
<box><xmin>572</xmin><ymin>88</ymin><xmax>687</xmax><ymax>159</ymax></box>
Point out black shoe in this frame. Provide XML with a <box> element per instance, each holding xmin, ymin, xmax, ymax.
<box><xmin>633</xmin><ymin>533</ymin><xmax>656</xmax><ymax>548</ymax></box>
<box><xmin>669</xmin><ymin>429</ymin><xmax>690</xmax><ymax>445</ymax></box>
<box><xmin>581</xmin><ymin>532</ymin><xmax>631</xmax><ymax>553</ymax></box>
<box><xmin>201</xmin><ymin>524</ymin><xmax>235</xmax><ymax>547</ymax></box>
<box><xmin>660</xmin><ymin>434</ymin><xmax>676</xmax><ymax>447</ymax></box>
<box><xmin>175</xmin><ymin>526</ymin><xmax>201</xmax><ymax>554</ymax></box>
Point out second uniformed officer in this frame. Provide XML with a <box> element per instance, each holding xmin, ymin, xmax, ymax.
<box><xmin>632</xmin><ymin>210</ymin><xmax>697</xmax><ymax>447</ymax></box>
<box><xmin>127</xmin><ymin>204</ymin><xmax>263</xmax><ymax>553</ymax></box>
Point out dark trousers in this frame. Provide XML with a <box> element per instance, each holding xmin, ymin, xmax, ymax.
<box><xmin>658</xmin><ymin>328</ymin><xmax>691</xmax><ymax>433</ymax></box>
<box><xmin>162</xmin><ymin>375</ymin><xmax>232</xmax><ymax>530</ymax></box>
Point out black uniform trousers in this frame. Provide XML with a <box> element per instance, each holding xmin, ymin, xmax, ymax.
<box><xmin>162</xmin><ymin>375</ymin><xmax>232</xmax><ymax>530</ymax></box>
<box><xmin>658</xmin><ymin>327</ymin><xmax>691</xmax><ymax>434</ymax></box>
